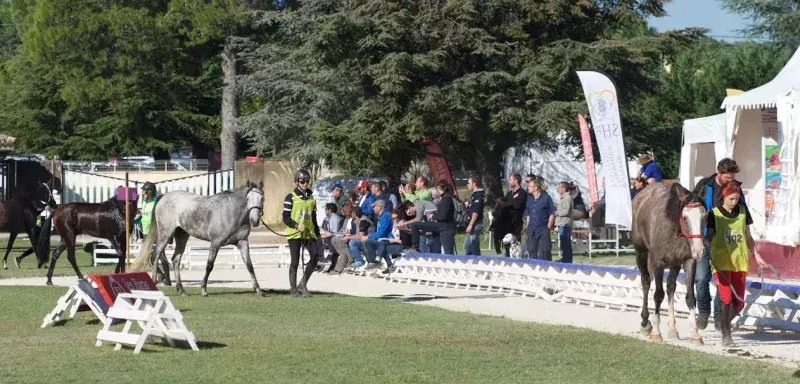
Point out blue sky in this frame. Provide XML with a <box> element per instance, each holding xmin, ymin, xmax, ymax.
<box><xmin>647</xmin><ymin>0</ymin><xmax>755</xmax><ymax>41</ymax></box>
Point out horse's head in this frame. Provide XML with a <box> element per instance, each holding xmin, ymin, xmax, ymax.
<box><xmin>666</xmin><ymin>183</ymin><xmax>707</xmax><ymax>260</ymax></box>
<box><xmin>32</xmin><ymin>181</ymin><xmax>56</xmax><ymax>211</ymax></box>
<box><xmin>245</xmin><ymin>179</ymin><xmax>264</xmax><ymax>227</ymax></box>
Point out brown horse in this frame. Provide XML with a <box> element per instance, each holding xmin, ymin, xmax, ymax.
<box><xmin>43</xmin><ymin>197</ymin><xmax>136</xmax><ymax>285</ymax></box>
<box><xmin>632</xmin><ymin>183</ymin><xmax>706</xmax><ymax>344</ymax></box>
<box><xmin>1</xmin><ymin>182</ymin><xmax>56</xmax><ymax>270</ymax></box>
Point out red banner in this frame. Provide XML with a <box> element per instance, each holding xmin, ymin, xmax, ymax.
<box><xmin>418</xmin><ymin>139</ymin><xmax>457</xmax><ymax>195</ymax></box>
<box><xmin>579</xmin><ymin>114</ymin><xmax>599</xmax><ymax>205</ymax></box>
<box><xmin>86</xmin><ymin>272</ymin><xmax>158</xmax><ymax>308</ymax></box>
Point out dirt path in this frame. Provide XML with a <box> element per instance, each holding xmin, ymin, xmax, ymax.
<box><xmin>4</xmin><ymin>267</ymin><xmax>799</xmax><ymax>369</ymax></box>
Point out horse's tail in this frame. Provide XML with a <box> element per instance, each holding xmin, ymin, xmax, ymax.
<box><xmin>130</xmin><ymin>200</ymin><xmax>159</xmax><ymax>272</ymax></box>
<box><xmin>36</xmin><ymin>213</ymin><xmax>53</xmax><ymax>266</ymax></box>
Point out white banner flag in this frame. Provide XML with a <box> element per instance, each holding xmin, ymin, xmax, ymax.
<box><xmin>577</xmin><ymin>71</ymin><xmax>632</xmax><ymax>229</ymax></box>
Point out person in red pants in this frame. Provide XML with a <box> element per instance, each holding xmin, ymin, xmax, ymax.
<box><xmin>704</xmin><ymin>183</ymin><xmax>768</xmax><ymax>347</ymax></box>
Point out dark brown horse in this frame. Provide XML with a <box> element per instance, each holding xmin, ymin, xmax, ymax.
<box><xmin>1</xmin><ymin>182</ymin><xmax>56</xmax><ymax>270</ymax></box>
<box><xmin>44</xmin><ymin>197</ymin><xmax>136</xmax><ymax>285</ymax></box>
<box><xmin>632</xmin><ymin>183</ymin><xmax>706</xmax><ymax>344</ymax></box>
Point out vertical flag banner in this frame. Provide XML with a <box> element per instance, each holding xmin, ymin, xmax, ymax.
<box><xmin>418</xmin><ymin>139</ymin><xmax>457</xmax><ymax>195</ymax></box>
<box><xmin>579</xmin><ymin>114</ymin><xmax>599</xmax><ymax>205</ymax></box>
<box><xmin>577</xmin><ymin>71</ymin><xmax>632</xmax><ymax>229</ymax></box>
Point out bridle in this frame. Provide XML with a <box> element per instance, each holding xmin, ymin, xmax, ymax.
<box><xmin>246</xmin><ymin>186</ymin><xmax>264</xmax><ymax>218</ymax></box>
<box><xmin>676</xmin><ymin>202</ymin><xmax>704</xmax><ymax>239</ymax></box>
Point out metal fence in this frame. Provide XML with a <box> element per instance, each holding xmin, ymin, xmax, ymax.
<box><xmin>62</xmin><ymin>159</ymin><xmax>210</xmax><ymax>173</ymax></box>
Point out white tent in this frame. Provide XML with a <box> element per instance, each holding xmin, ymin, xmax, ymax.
<box><xmin>679</xmin><ymin>113</ymin><xmax>727</xmax><ymax>188</ymax></box>
<box><xmin>719</xmin><ymin>47</ymin><xmax>800</xmax><ymax>239</ymax></box>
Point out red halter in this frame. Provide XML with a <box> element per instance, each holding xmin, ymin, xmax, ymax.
<box><xmin>677</xmin><ymin>202</ymin><xmax>704</xmax><ymax>239</ymax></box>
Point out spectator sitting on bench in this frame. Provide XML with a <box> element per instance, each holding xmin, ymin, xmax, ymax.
<box><xmin>320</xmin><ymin>203</ymin><xmax>343</xmax><ymax>270</ymax></box>
<box><xmin>361</xmin><ymin>199</ymin><xmax>394</xmax><ymax>270</ymax></box>
<box><xmin>400</xmin><ymin>197</ymin><xmax>437</xmax><ymax>253</ymax></box>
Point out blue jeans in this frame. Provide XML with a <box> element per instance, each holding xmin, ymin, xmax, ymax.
<box><xmin>525</xmin><ymin>230</ymin><xmax>551</xmax><ymax>261</ymax></box>
<box><xmin>431</xmin><ymin>230</ymin><xmax>455</xmax><ymax>255</ymax></box>
<box><xmin>348</xmin><ymin>239</ymin><xmax>365</xmax><ymax>265</ymax></box>
<box><xmin>463</xmin><ymin>223</ymin><xmax>482</xmax><ymax>255</ymax></box>
<box><xmin>383</xmin><ymin>244</ymin><xmax>405</xmax><ymax>267</ymax></box>
<box><xmin>363</xmin><ymin>239</ymin><xmax>383</xmax><ymax>264</ymax></box>
<box><xmin>420</xmin><ymin>233</ymin><xmax>433</xmax><ymax>253</ymax></box>
<box><xmin>695</xmin><ymin>244</ymin><xmax>721</xmax><ymax>321</ymax></box>
<box><xmin>558</xmin><ymin>226</ymin><xmax>573</xmax><ymax>263</ymax></box>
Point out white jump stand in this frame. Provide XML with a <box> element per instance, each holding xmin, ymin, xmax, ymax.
<box><xmin>42</xmin><ymin>280</ymin><xmax>111</xmax><ymax>328</ymax></box>
<box><xmin>96</xmin><ymin>290</ymin><xmax>199</xmax><ymax>354</ymax></box>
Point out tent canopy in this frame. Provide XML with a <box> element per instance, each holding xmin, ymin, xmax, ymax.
<box><xmin>722</xmin><ymin>47</ymin><xmax>800</xmax><ymax>110</ymax></box>
<box><xmin>679</xmin><ymin>113</ymin><xmax>727</xmax><ymax>188</ymax></box>
<box><xmin>683</xmin><ymin>113</ymin><xmax>726</xmax><ymax>144</ymax></box>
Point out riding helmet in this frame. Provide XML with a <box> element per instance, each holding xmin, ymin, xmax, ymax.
<box><xmin>142</xmin><ymin>182</ymin><xmax>157</xmax><ymax>193</ymax></box>
<box><xmin>294</xmin><ymin>169</ymin><xmax>311</xmax><ymax>183</ymax></box>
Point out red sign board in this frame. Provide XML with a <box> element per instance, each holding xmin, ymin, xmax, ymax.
<box><xmin>86</xmin><ymin>272</ymin><xmax>157</xmax><ymax>308</ymax></box>
<box><xmin>579</xmin><ymin>114</ymin><xmax>599</xmax><ymax>205</ymax></box>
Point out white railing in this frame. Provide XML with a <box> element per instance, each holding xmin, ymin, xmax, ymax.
<box><xmin>382</xmin><ymin>254</ymin><xmax>800</xmax><ymax>333</ymax></box>
<box><xmin>62</xmin><ymin>169</ymin><xmax>234</xmax><ymax>205</ymax></box>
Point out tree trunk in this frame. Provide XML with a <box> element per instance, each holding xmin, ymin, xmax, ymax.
<box><xmin>220</xmin><ymin>40</ymin><xmax>239</xmax><ymax>171</ymax></box>
<box><xmin>470</xmin><ymin>125</ymin><xmax>504</xmax><ymax>205</ymax></box>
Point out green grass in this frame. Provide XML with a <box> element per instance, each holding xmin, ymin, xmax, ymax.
<box><xmin>0</xmin><ymin>286</ymin><xmax>793</xmax><ymax>384</ymax></box>
<box><xmin>0</xmin><ymin>239</ymin><xmax>114</xmax><ymax>280</ymax></box>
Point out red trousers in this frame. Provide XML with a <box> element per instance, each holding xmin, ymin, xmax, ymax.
<box><xmin>714</xmin><ymin>271</ymin><xmax>746</xmax><ymax>315</ymax></box>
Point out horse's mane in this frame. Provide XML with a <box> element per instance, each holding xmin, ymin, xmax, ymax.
<box><xmin>664</xmin><ymin>183</ymin><xmax>701</xmax><ymax>227</ymax></box>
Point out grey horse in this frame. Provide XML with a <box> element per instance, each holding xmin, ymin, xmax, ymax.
<box><xmin>631</xmin><ymin>182</ymin><xmax>706</xmax><ymax>344</ymax></box>
<box><xmin>131</xmin><ymin>180</ymin><xmax>265</xmax><ymax>296</ymax></box>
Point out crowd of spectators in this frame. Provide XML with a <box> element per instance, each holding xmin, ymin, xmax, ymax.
<box><xmin>318</xmin><ymin>166</ymin><xmax>654</xmax><ymax>274</ymax></box>
<box><xmin>318</xmin><ymin>175</ymin><xmax>486</xmax><ymax>275</ymax></box>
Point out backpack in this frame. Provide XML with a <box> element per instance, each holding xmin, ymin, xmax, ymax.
<box><xmin>570</xmin><ymin>195</ymin><xmax>589</xmax><ymax>220</ymax></box>
<box><xmin>453</xmin><ymin>197</ymin><xmax>469</xmax><ymax>229</ymax></box>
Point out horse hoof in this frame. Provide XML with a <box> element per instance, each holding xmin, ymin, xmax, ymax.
<box><xmin>290</xmin><ymin>290</ymin><xmax>301</xmax><ymax>298</ymax></box>
<box><xmin>641</xmin><ymin>323</ymin><xmax>653</xmax><ymax>337</ymax></box>
<box><xmin>649</xmin><ymin>333</ymin><xmax>663</xmax><ymax>342</ymax></box>
<box><xmin>256</xmin><ymin>289</ymin><xmax>266</xmax><ymax>296</ymax></box>
<box><xmin>201</xmin><ymin>291</ymin><xmax>208</xmax><ymax>297</ymax></box>
<box><xmin>692</xmin><ymin>337</ymin><xmax>705</xmax><ymax>345</ymax></box>
<box><xmin>45</xmin><ymin>280</ymin><xmax>53</xmax><ymax>286</ymax></box>
<box><xmin>667</xmin><ymin>330</ymin><xmax>680</xmax><ymax>340</ymax></box>
<box><xmin>14</xmin><ymin>257</ymin><xmax>21</xmax><ymax>268</ymax></box>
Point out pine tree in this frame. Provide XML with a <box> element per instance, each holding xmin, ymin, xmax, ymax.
<box><xmin>241</xmin><ymin>0</ymin><xmax>700</xmax><ymax>198</ymax></box>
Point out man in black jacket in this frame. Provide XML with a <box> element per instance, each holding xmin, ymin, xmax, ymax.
<box><xmin>408</xmin><ymin>180</ymin><xmax>456</xmax><ymax>254</ymax></box>
<box><xmin>497</xmin><ymin>173</ymin><xmax>527</xmax><ymax>257</ymax></box>
<box><xmin>463</xmin><ymin>175</ymin><xmax>485</xmax><ymax>255</ymax></box>
<box><xmin>692</xmin><ymin>158</ymin><xmax>751</xmax><ymax>330</ymax></box>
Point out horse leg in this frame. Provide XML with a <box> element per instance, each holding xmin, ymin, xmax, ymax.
<box><xmin>651</xmin><ymin>266</ymin><xmax>665</xmax><ymax>342</ymax></box>
<box><xmin>64</xmin><ymin>236</ymin><xmax>83</xmax><ymax>280</ymax></box>
<box><xmin>151</xmin><ymin>237</ymin><xmax>171</xmax><ymax>290</ymax></box>
<box><xmin>200</xmin><ymin>244</ymin><xmax>221</xmax><ymax>297</ymax></box>
<box><xmin>237</xmin><ymin>240</ymin><xmax>265</xmax><ymax>296</ymax></box>
<box><xmin>666</xmin><ymin>266</ymin><xmax>680</xmax><ymax>340</ymax></box>
<box><xmin>636</xmin><ymin>250</ymin><xmax>652</xmax><ymax>336</ymax></box>
<box><xmin>45</xmin><ymin>242</ymin><xmax>67</xmax><ymax>285</ymax></box>
<box><xmin>15</xmin><ymin>247</ymin><xmax>35</xmax><ymax>268</ymax></box>
<box><xmin>683</xmin><ymin>258</ymin><xmax>703</xmax><ymax>345</ymax></box>
<box><xmin>3</xmin><ymin>232</ymin><xmax>16</xmax><ymax>270</ymax></box>
<box><xmin>171</xmin><ymin>232</ymin><xmax>189</xmax><ymax>295</ymax></box>
<box><xmin>110</xmin><ymin>236</ymin><xmax>125</xmax><ymax>274</ymax></box>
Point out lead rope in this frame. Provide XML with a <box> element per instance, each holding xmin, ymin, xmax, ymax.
<box><xmin>708</xmin><ymin>258</ymin><xmax>781</xmax><ymax>304</ymax></box>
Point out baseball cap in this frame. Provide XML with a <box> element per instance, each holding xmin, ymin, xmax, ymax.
<box><xmin>330</xmin><ymin>183</ymin><xmax>344</xmax><ymax>192</ymax></box>
<box><xmin>357</xmin><ymin>180</ymin><xmax>369</xmax><ymax>189</ymax></box>
<box><xmin>372</xmin><ymin>199</ymin><xmax>386</xmax><ymax>208</ymax></box>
